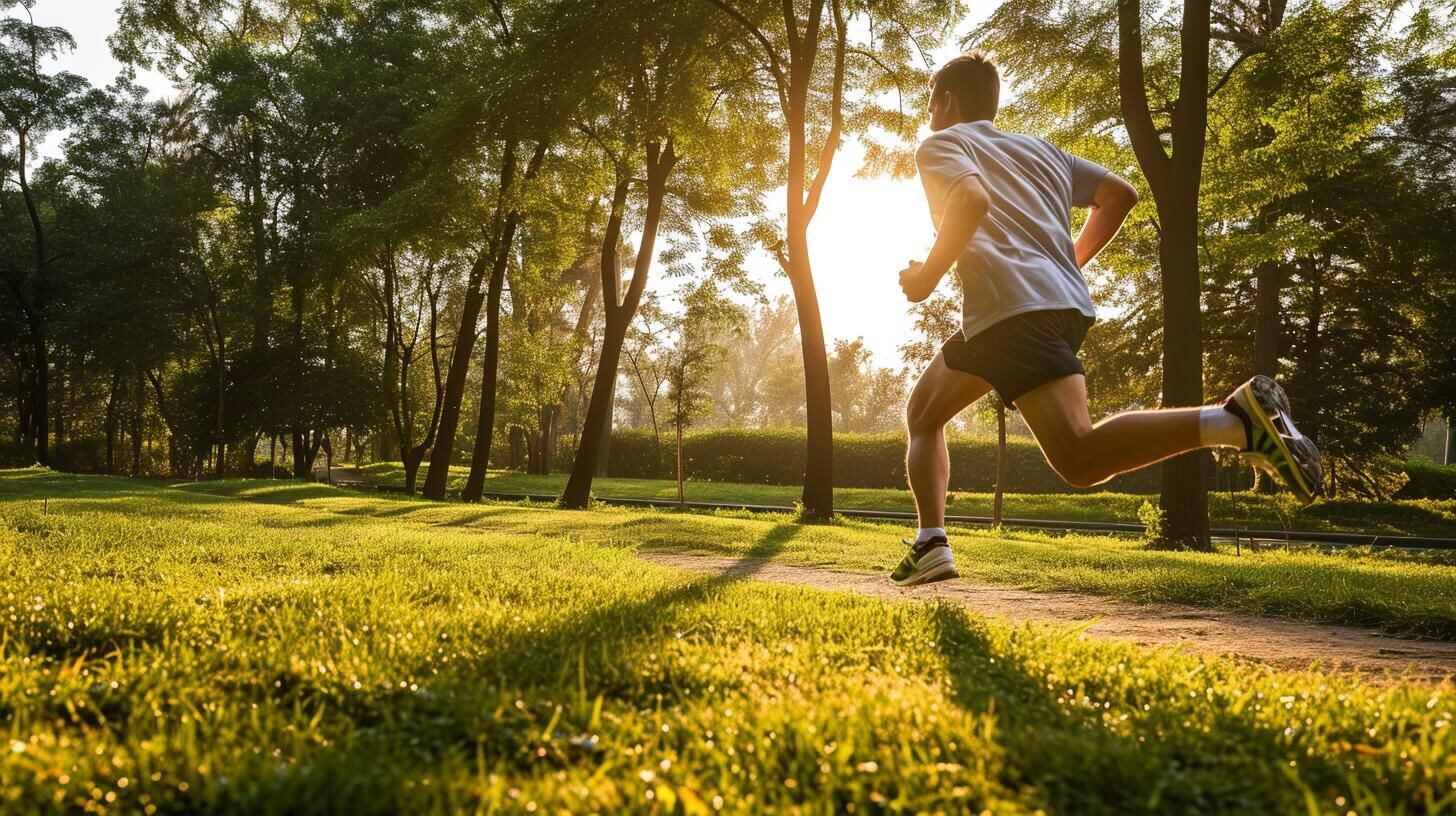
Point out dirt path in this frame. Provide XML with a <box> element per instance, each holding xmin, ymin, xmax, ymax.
<box><xmin>640</xmin><ymin>552</ymin><xmax>1456</xmax><ymax>681</ymax></box>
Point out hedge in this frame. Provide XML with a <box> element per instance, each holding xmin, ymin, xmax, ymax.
<box><xmin>1401</xmin><ymin>457</ymin><xmax>1456</xmax><ymax>499</ymax></box>
<box><xmin>586</xmin><ymin>428</ymin><xmax>1164</xmax><ymax>494</ymax></box>
<box><xmin>547</xmin><ymin>428</ymin><xmax>1454</xmax><ymax>498</ymax></box>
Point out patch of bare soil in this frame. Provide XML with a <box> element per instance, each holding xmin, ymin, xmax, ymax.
<box><xmin>639</xmin><ymin>552</ymin><xmax>1456</xmax><ymax>682</ymax></box>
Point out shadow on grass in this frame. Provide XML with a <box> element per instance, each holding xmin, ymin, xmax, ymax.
<box><xmin>925</xmin><ymin>604</ymin><xmax>1349</xmax><ymax>813</ymax></box>
<box><xmin>235</xmin><ymin>521</ymin><xmax>804</xmax><ymax>779</ymax></box>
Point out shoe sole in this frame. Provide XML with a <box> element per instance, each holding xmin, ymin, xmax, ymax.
<box><xmin>1241</xmin><ymin>376</ymin><xmax>1318</xmax><ymax>504</ymax></box>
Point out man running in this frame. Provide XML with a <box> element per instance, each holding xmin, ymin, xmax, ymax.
<box><xmin>891</xmin><ymin>51</ymin><xmax>1322</xmax><ymax>587</ymax></box>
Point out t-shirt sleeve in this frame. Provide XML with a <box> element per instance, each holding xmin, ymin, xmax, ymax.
<box><xmin>915</xmin><ymin>133</ymin><xmax>980</xmax><ymax>221</ymax></box>
<box><xmin>1067</xmin><ymin>152</ymin><xmax>1111</xmax><ymax>208</ymax></box>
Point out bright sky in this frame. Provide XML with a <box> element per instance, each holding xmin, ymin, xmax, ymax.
<box><xmin>36</xmin><ymin>1</ymin><xmax>1001</xmax><ymax>368</ymax></box>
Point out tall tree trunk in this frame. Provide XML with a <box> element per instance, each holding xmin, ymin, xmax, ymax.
<box><xmin>215</xmin><ymin>356</ymin><xmax>226</xmax><ymax>479</ymax></box>
<box><xmin>1252</xmin><ymin>260</ymin><xmax>1283</xmax><ymax>377</ymax></box>
<box><xmin>1119</xmin><ymin>0</ymin><xmax>1213</xmax><ymax>549</ymax></box>
<box><xmin>994</xmin><ymin>401</ymin><xmax>1006</xmax><ymax>527</ymax></box>
<box><xmin>510</xmin><ymin>427</ymin><xmax>525</xmax><ymax>470</ymax></box>
<box><xmin>676</xmin><ymin>421</ymin><xmax>685</xmax><ymax>505</ymax></box>
<box><xmin>425</xmin><ymin>140</ymin><xmax>543</xmax><ymax>501</ymax></box>
<box><xmin>420</xmin><ymin>249</ymin><xmax>492</xmax><ymax>498</ymax></box>
<box><xmin>1157</xmin><ymin>202</ymin><xmax>1211</xmax><ymax>547</ymax></box>
<box><xmin>104</xmin><ymin>373</ymin><xmax>121</xmax><ymax>474</ymax></box>
<box><xmin>595</xmin><ymin>395</ymin><xmax>613</xmax><ymax>477</ymax></box>
<box><xmin>1445</xmin><ymin>415</ymin><xmax>1454</xmax><ymax>466</ymax></box>
<box><xmin>16</xmin><ymin>131</ymin><xmax>48</xmax><ymax>466</ymax></box>
<box><xmin>785</xmin><ymin>219</ymin><xmax>835</xmax><ymax>518</ymax></box>
<box><xmin>783</xmin><ymin>2</ymin><xmax>846</xmax><ymax>520</ymax></box>
<box><xmin>131</xmin><ymin>370</ymin><xmax>144</xmax><ymax>477</ymax></box>
<box><xmin>462</xmin><ymin>143</ymin><xmax>549</xmax><ymax>501</ymax></box>
<box><xmin>562</xmin><ymin>142</ymin><xmax>677</xmax><ymax>508</ymax></box>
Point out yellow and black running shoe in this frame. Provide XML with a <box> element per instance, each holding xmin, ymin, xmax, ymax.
<box><xmin>890</xmin><ymin>536</ymin><xmax>958</xmax><ymax>586</ymax></box>
<box><xmin>1223</xmin><ymin>375</ymin><xmax>1323</xmax><ymax>504</ymax></box>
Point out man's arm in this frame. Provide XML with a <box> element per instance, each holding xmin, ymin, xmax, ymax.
<box><xmin>899</xmin><ymin>174</ymin><xmax>991</xmax><ymax>303</ymax></box>
<box><xmin>1073</xmin><ymin>173</ymin><xmax>1138</xmax><ymax>269</ymax></box>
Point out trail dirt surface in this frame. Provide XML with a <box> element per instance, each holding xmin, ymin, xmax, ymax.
<box><xmin>639</xmin><ymin>551</ymin><xmax>1456</xmax><ymax>681</ymax></box>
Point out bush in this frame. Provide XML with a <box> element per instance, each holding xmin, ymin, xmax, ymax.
<box><xmin>1399</xmin><ymin>457</ymin><xmax>1456</xmax><ymax>500</ymax></box>
<box><xmin>593</xmin><ymin>427</ymin><xmax>1163</xmax><ymax>494</ymax></box>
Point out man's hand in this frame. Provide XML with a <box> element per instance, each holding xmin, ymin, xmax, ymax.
<box><xmin>898</xmin><ymin>259</ymin><xmax>937</xmax><ymax>303</ymax></box>
<box><xmin>1073</xmin><ymin>173</ymin><xmax>1138</xmax><ymax>269</ymax></box>
<box><xmin>903</xmin><ymin>175</ymin><xmax>989</xmax><ymax>304</ymax></box>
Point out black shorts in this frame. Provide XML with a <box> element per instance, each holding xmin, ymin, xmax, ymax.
<box><xmin>941</xmin><ymin>308</ymin><xmax>1094</xmax><ymax>404</ymax></box>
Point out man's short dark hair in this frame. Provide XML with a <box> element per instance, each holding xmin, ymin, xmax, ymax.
<box><xmin>932</xmin><ymin>50</ymin><xmax>1000</xmax><ymax>121</ymax></box>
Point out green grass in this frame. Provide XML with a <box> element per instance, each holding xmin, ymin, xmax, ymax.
<box><xmin>358</xmin><ymin>462</ymin><xmax>1456</xmax><ymax>538</ymax></box>
<box><xmin>1</xmin><ymin>468</ymin><xmax>1454</xmax><ymax>814</ymax></box>
<box><xmin>238</xmin><ymin>470</ymin><xmax>1456</xmax><ymax>639</ymax></box>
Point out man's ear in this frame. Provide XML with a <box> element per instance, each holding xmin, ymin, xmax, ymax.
<box><xmin>939</xmin><ymin>91</ymin><xmax>961</xmax><ymax>121</ymax></box>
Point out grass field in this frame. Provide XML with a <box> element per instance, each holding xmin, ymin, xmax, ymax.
<box><xmin>357</xmin><ymin>462</ymin><xmax>1456</xmax><ymax>538</ymax></box>
<box><xmin>2</xmin><ymin>468</ymin><xmax>1456</xmax><ymax>813</ymax></box>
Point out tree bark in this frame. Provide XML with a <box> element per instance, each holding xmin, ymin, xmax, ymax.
<box><xmin>509</xmin><ymin>426</ymin><xmax>525</xmax><ymax>470</ymax></box>
<box><xmin>676</xmin><ymin>420</ymin><xmax>685</xmax><ymax>504</ymax></box>
<box><xmin>1157</xmin><ymin>201</ymin><xmax>1211</xmax><ymax>547</ymax></box>
<box><xmin>1119</xmin><ymin>0</ymin><xmax>1213</xmax><ymax>549</ymax></box>
<box><xmin>705</xmin><ymin>0</ymin><xmax>843</xmax><ymax>518</ymax></box>
<box><xmin>561</xmin><ymin>141</ymin><xmax>677</xmax><ymax>508</ymax></box>
<box><xmin>16</xmin><ymin>130</ymin><xmax>48</xmax><ymax>466</ymax></box>
<box><xmin>132</xmin><ymin>370</ymin><xmax>144</xmax><ymax>477</ymax></box>
<box><xmin>595</xmin><ymin>395</ymin><xmax>613</xmax><ymax>477</ymax></box>
<box><xmin>462</xmin><ymin>142</ymin><xmax>549</xmax><ymax>501</ymax></box>
<box><xmin>424</xmin><ymin>140</ymin><xmax>542</xmax><ymax>501</ymax></box>
<box><xmin>1445</xmin><ymin>415</ymin><xmax>1454</xmax><ymax>466</ymax></box>
<box><xmin>1253</xmin><ymin>260</ymin><xmax>1283</xmax><ymax>376</ymax></box>
<box><xmin>786</xmin><ymin>0</ymin><xmax>845</xmax><ymax>519</ymax></box>
<box><xmin>994</xmin><ymin>401</ymin><xmax>1006</xmax><ymax>527</ymax></box>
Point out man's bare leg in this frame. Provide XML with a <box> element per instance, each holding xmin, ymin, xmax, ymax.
<box><xmin>905</xmin><ymin>353</ymin><xmax>994</xmax><ymax>527</ymax></box>
<box><xmin>1014</xmin><ymin>374</ymin><xmax>1236</xmax><ymax>487</ymax></box>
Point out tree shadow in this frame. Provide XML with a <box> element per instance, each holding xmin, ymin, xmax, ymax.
<box><xmin>924</xmin><ymin>603</ymin><xmax>1352</xmax><ymax>813</ymax></box>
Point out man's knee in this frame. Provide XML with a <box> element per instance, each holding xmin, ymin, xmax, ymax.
<box><xmin>1044</xmin><ymin>446</ymin><xmax>1104</xmax><ymax>489</ymax></box>
<box><xmin>905</xmin><ymin>395</ymin><xmax>942</xmax><ymax>436</ymax></box>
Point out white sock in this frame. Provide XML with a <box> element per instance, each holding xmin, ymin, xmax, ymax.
<box><xmin>915</xmin><ymin>527</ymin><xmax>947</xmax><ymax>543</ymax></box>
<box><xmin>1199</xmin><ymin>405</ymin><xmax>1247</xmax><ymax>449</ymax></box>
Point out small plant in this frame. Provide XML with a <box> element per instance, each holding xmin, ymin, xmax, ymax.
<box><xmin>1136</xmin><ymin>499</ymin><xmax>1165</xmax><ymax>545</ymax></box>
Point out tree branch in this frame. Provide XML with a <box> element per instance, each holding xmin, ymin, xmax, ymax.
<box><xmin>803</xmin><ymin>0</ymin><xmax>845</xmax><ymax>223</ymax></box>
<box><xmin>1208</xmin><ymin>47</ymin><xmax>1256</xmax><ymax>99</ymax></box>
<box><xmin>701</xmin><ymin>0</ymin><xmax>790</xmax><ymax>103</ymax></box>
<box><xmin>1117</xmin><ymin>0</ymin><xmax>1172</xmax><ymax>194</ymax></box>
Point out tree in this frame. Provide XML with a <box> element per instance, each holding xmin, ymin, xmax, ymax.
<box><xmin>419</xmin><ymin>0</ymin><xmax>558</xmax><ymax>500</ymax></box>
<box><xmin>702</xmin><ymin>295</ymin><xmax>795</xmax><ymax>427</ymax></box>
<box><xmin>827</xmin><ymin>338</ymin><xmax>906</xmax><ymax>433</ymax></box>
<box><xmin>663</xmin><ymin>280</ymin><xmax>742</xmax><ymax>502</ymax></box>
<box><xmin>620</xmin><ymin>294</ymin><xmax>671</xmax><ymax>469</ymax></box>
<box><xmin>363</xmin><ymin>245</ymin><xmax>450</xmax><ymax>493</ymax></box>
<box><xmin>702</xmin><ymin>0</ymin><xmax>957</xmax><ymax>517</ymax></box>
<box><xmin>1116</xmin><ymin>0</ymin><xmax>1216</xmax><ymax>547</ymax></box>
<box><xmin>559</xmin><ymin>0</ymin><xmax>770</xmax><ymax>508</ymax></box>
<box><xmin>0</xmin><ymin>6</ymin><xmax>86</xmax><ymax>464</ymax></box>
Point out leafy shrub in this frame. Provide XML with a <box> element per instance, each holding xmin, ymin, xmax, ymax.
<box><xmin>1399</xmin><ymin>457</ymin><xmax>1456</xmax><ymax>499</ymax></box>
<box><xmin>592</xmin><ymin>428</ymin><xmax>1164</xmax><ymax>494</ymax></box>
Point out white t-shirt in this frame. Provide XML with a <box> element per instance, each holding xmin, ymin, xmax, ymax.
<box><xmin>915</xmin><ymin>120</ymin><xmax>1107</xmax><ymax>339</ymax></box>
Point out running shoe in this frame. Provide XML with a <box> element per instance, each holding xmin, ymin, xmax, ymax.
<box><xmin>890</xmin><ymin>535</ymin><xmax>958</xmax><ymax>586</ymax></box>
<box><xmin>1223</xmin><ymin>375</ymin><xmax>1323</xmax><ymax>504</ymax></box>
